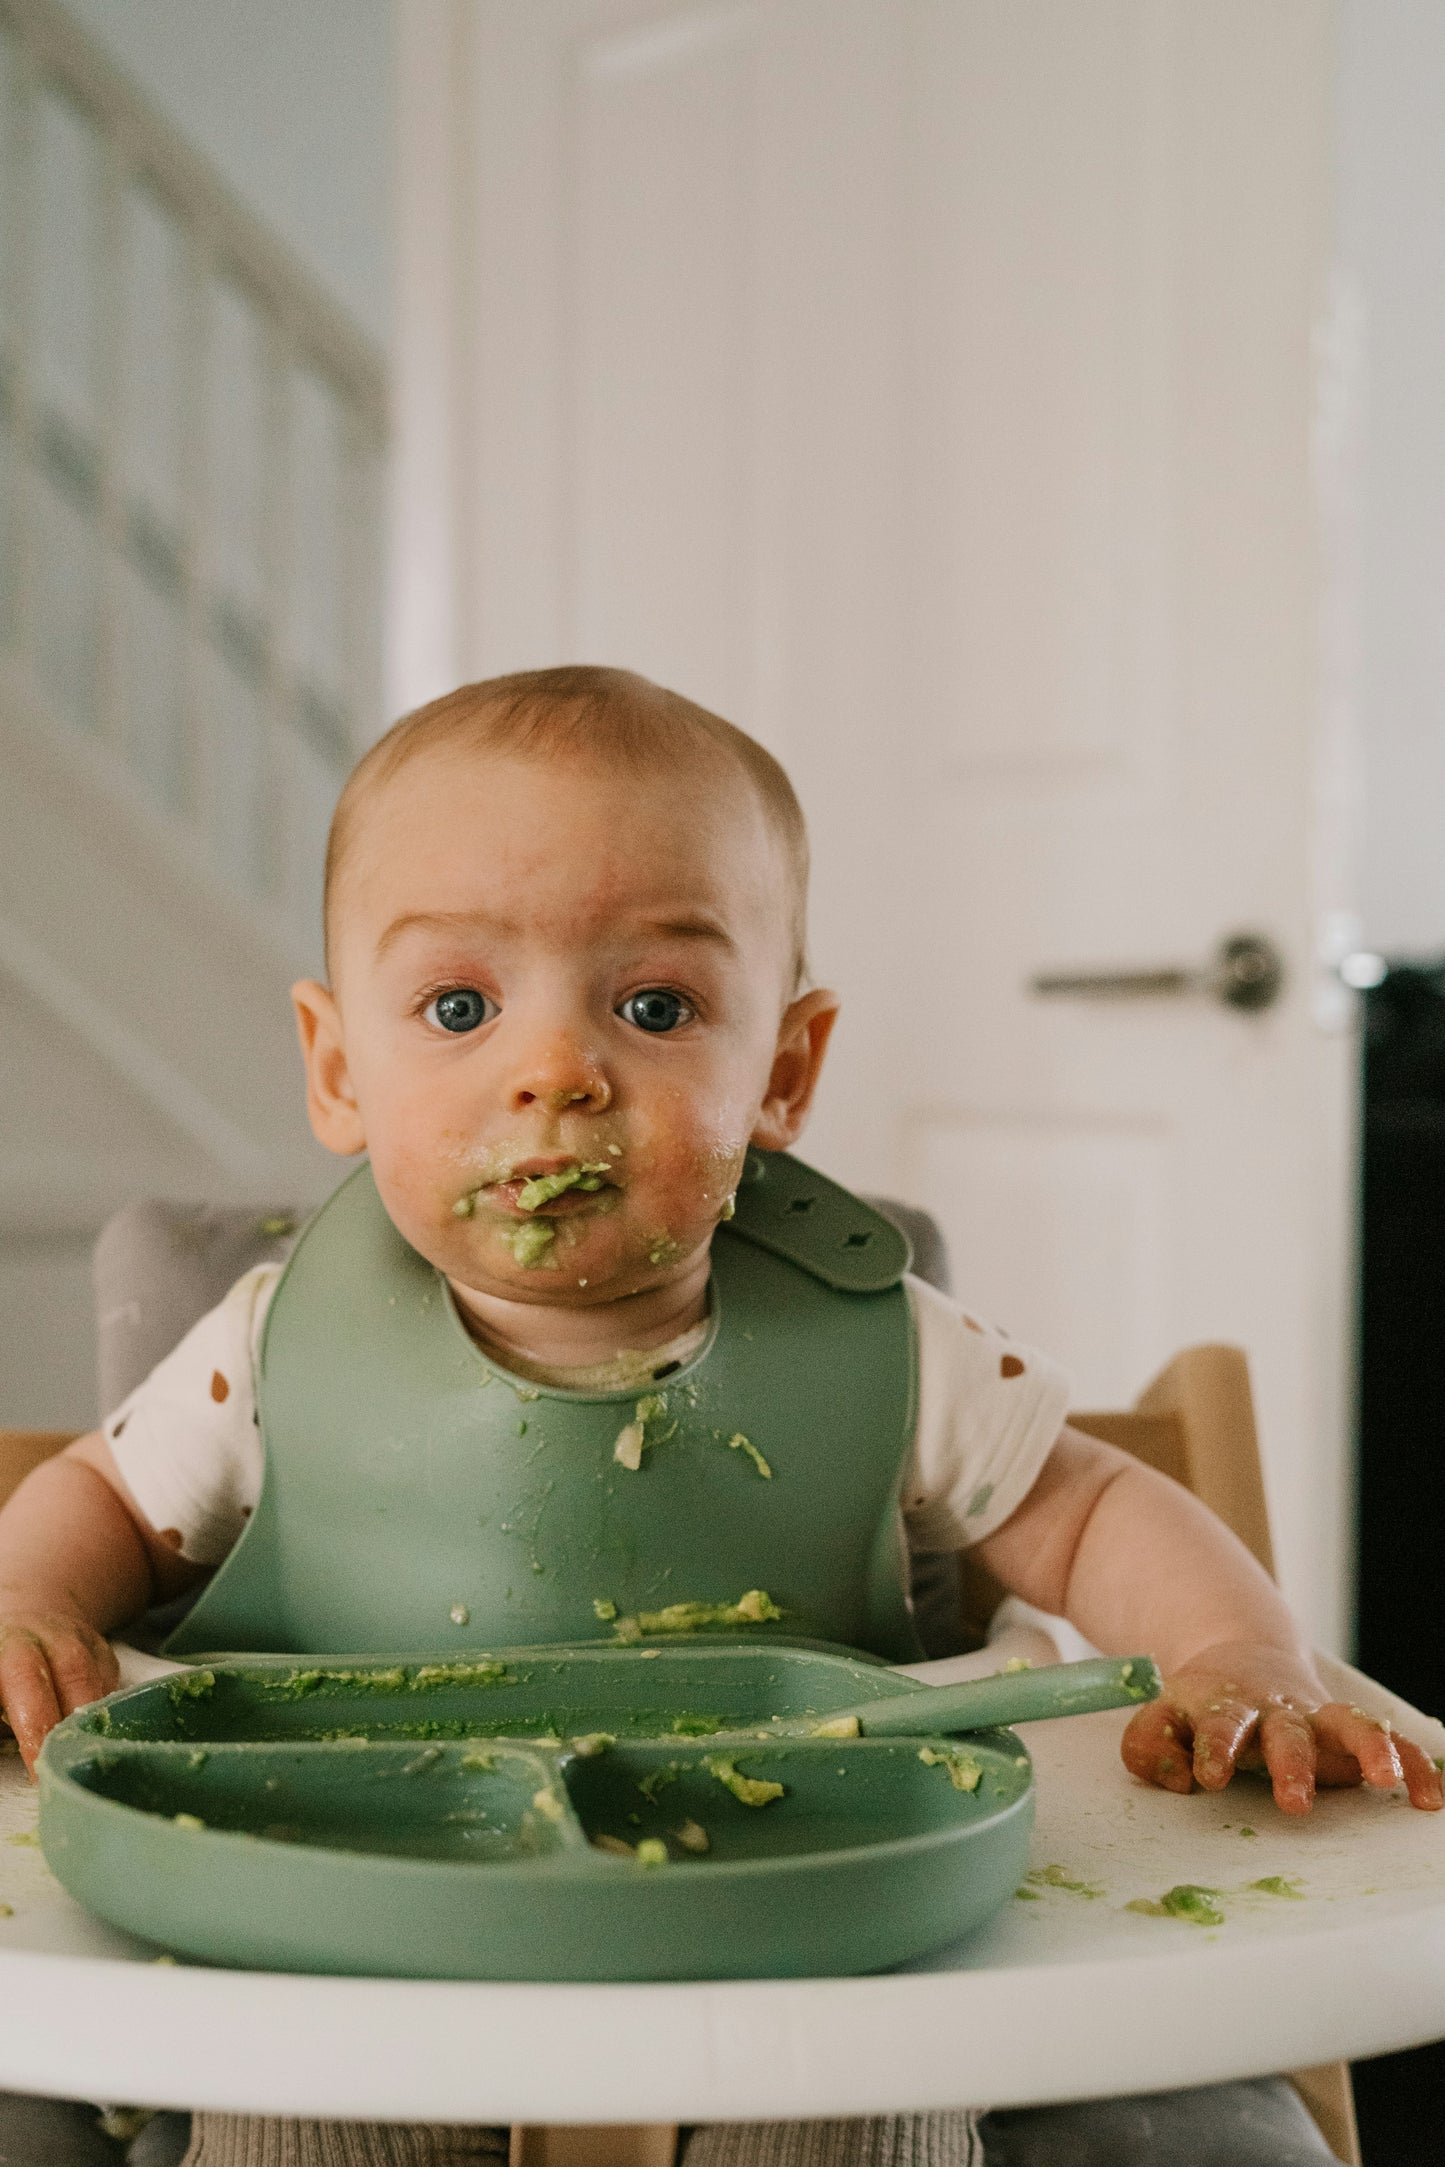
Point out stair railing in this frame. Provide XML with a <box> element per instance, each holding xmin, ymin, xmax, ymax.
<box><xmin>0</xmin><ymin>0</ymin><xmax>386</xmax><ymax>958</ymax></box>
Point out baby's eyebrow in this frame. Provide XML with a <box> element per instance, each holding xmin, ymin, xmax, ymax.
<box><xmin>374</xmin><ymin>907</ymin><xmax>737</xmax><ymax>959</ymax></box>
<box><xmin>375</xmin><ymin>908</ymin><xmax>519</xmax><ymax>958</ymax></box>
<box><xmin>637</xmin><ymin>915</ymin><xmax>737</xmax><ymax>952</ymax></box>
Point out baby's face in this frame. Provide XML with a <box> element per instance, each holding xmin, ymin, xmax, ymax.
<box><xmin>298</xmin><ymin>745</ymin><xmax>824</xmax><ymax>1307</ymax></box>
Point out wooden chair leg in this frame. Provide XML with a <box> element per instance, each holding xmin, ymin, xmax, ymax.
<box><xmin>1288</xmin><ymin>2062</ymin><xmax>1361</xmax><ymax>2165</ymax></box>
<box><xmin>0</xmin><ymin>1430</ymin><xmax>79</xmax><ymax>1512</ymax></box>
<box><xmin>510</xmin><ymin>2126</ymin><xmax>679</xmax><ymax>2167</ymax></box>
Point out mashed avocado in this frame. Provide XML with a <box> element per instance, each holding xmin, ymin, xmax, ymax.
<box><xmin>508</xmin><ymin>1221</ymin><xmax>558</xmax><ymax>1269</ymax></box>
<box><xmin>1127</xmin><ymin>1883</ymin><xmax>1224</xmax><ymax>1925</ymax></box>
<box><xmin>516</xmin><ymin>1164</ymin><xmax>611</xmax><ymax>1211</ymax></box>
<box><xmin>614</xmin><ymin>1589</ymin><xmax>784</xmax><ymax>1638</ymax></box>
<box><xmin>918</xmin><ymin>1746</ymin><xmax>984</xmax><ymax>1793</ymax></box>
<box><xmin>1025</xmin><ymin>1862</ymin><xmax>1103</xmax><ymax>1898</ymax></box>
<box><xmin>705</xmin><ymin>1756</ymin><xmax>785</xmax><ymax>1807</ymax></box>
<box><xmin>728</xmin><ymin>1433</ymin><xmax>773</xmax><ymax>1479</ymax></box>
<box><xmin>613</xmin><ymin>1393</ymin><xmax>677</xmax><ymax>1471</ymax></box>
<box><xmin>166</xmin><ymin>1668</ymin><xmax>216</xmax><ymax>1705</ymax></box>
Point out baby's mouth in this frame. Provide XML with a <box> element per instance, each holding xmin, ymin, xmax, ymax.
<box><xmin>455</xmin><ymin>1157</ymin><xmax>621</xmax><ymax>1221</ymax></box>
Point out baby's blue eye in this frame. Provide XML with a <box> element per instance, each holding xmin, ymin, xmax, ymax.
<box><xmin>621</xmin><ymin>989</ymin><xmax>692</xmax><ymax>1034</ymax></box>
<box><xmin>425</xmin><ymin>988</ymin><xmax>496</xmax><ymax>1034</ymax></box>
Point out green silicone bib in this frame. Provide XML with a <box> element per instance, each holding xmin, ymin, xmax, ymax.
<box><xmin>170</xmin><ymin>1150</ymin><xmax>923</xmax><ymax>1661</ymax></box>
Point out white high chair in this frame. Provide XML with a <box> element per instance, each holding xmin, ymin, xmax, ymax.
<box><xmin>0</xmin><ymin>1198</ymin><xmax>1366</xmax><ymax>2162</ymax></box>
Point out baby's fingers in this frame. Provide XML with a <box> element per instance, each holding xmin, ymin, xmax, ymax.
<box><xmin>1121</xmin><ymin>1699</ymin><xmax>1194</xmax><ymax>1793</ymax></box>
<box><xmin>0</xmin><ymin>1634</ymin><xmax>61</xmax><ymax>1777</ymax></box>
<box><xmin>1312</xmin><ymin>1703</ymin><xmax>1403</xmax><ymax>1794</ymax></box>
<box><xmin>1393</xmin><ymin>1735</ymin><xmax>1445</xmax><ymax>1811</ymax></box>
<box><xmin>1188</xmin><ymin>1699</ymin><xmax>1257</xmax><ymax>1792</ymax></box>
<box><xmin>45</xmin><ymin>1625</ymin><xmax>117</xmax><ymax>1717</ymax></box>
<box><xmin>1259</xmin><ymin>1705</ymin><xmax>1318</xmax><ymax>1815</ymax></box>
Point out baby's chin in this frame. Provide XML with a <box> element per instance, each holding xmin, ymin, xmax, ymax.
<box><xmin>429</xmin><ymin>1197</ymin><xmax>719</xmax><ymax>1304</ymax></box>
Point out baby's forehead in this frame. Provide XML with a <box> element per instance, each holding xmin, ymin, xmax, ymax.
<box><xmin>331</xmin><ymin>737</ymin><xmax>788</xmax><ymax>957</ymax></box>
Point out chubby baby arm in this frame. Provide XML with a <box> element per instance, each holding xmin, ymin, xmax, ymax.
<box><xmin>0</xmin><ymin>1434</ymin><xmax>205</xmax><ymax>1772</ymax></box>
<box><xmin>972</xmin><ymin>1426</ymin><xmax>1443</xmax><ymax>1817</ymax></box>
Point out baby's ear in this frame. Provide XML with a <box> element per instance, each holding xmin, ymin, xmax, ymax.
<box><xmin>291</xmin><ymin>980</ymin><xmax>367</xmax><ymax>1156</ymax></box>
<box><xmin>751</xmin><ymin>988</ymin><xmax>840</xmax><ymax>1152</ymax></box>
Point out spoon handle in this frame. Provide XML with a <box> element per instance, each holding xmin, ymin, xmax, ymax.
<box><xmin>829</xmin><ymin>1654</ymin><xmax>1161</xmax><ymax>1738</ymax></box>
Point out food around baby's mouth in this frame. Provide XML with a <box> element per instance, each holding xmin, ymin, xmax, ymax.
<box><xmin>515</xmin><ymin>1163</ymin><xmax>613</xmax><ymax>1212</ymax></box>
<box><xmin>508</xmin><ymin>1220</ymin><xmax>558</xmax><ymax>1269</ymax></box>
<box><xmin>455</xmin><ymin>1158</ymin><xmax>620</xmax><ymax>1227</ymax></box>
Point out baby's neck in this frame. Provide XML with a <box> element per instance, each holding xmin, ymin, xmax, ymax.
<box><xmin>449</xmin><ymin>1249</ymin><xmax>712</xmax><ymax>1377</ymax></box>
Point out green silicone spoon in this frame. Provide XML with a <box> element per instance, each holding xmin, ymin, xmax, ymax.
<box><xmin>750</xmin><ymin>1653</ymin><xmax>1161</xmax><ymax>1741</ymax></box>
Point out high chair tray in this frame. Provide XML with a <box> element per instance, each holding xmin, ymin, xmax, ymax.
<box><xmin>35</xmin><ymin>1642</ymin><xmax>1033</xmax><ymax>1980</ymax></box>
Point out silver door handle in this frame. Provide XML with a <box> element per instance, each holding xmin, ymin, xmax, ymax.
<box><xmin>1030</xmin><ymin>931</ymin><xmax>1285</xmax><ymax>1013</ymax></box>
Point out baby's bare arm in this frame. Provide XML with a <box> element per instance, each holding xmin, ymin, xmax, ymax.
<box><xmin>0</xmin><ymin>1434</ymin><xmax>205</xmax><ymax>1771</ymax></box>
<box><xmin>974</xmin><ymin>1426</ymin><xmax>1294</xmax><ymax>1667</ymax></box>
<box><xmin>973</xmin><ymin>1427</ymin><xmax>1443</xmax><ymax>1814</ymax></box>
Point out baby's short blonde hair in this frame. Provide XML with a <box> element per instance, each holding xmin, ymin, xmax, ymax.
<box><xmin>325</xmin><ymin>666</ymin><xmax>810</xmax><ymax>986</ymax></box>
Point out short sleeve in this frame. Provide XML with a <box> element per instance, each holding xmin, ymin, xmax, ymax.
<box><xmin>102</xmin><ymin>1264</ymin><xmax>280</xmax><ymax>1566</ymax></box>
<box><xmin>900</xmin><ymin>1275</ymin><xmax>1072</xmax><ymax>1551</ymax></box>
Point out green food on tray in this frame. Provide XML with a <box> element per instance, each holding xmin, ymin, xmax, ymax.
<box><xmin>1127</xmin><ymin>1883</ymin><xmax>1224</xmax><ymax>1925</ymax></box>
<box><xmin>918</xmin><ymin>1746</ymin><xmax>983</xmax><ymax>1793</ymax></box>
<box><xmin>705</xmin><ymin>1756</ymin><xmax>785</xmax><ymax>1807</ymax></box>
<box><xmin>1024</xmin><ymin>1862</ymin><xmax>1102</xmax><ymax>1899</ymax></box>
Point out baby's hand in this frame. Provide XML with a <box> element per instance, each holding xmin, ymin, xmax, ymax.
<box><xmin>1122</xmin><ymin>1639</ymin><xmax>1444</xmax><ymax>1816</ymax></box>
<box><xmin>0</xmin><ymin>1603</ymin><xmax>119</xmax><ymax>1776</ymax></box>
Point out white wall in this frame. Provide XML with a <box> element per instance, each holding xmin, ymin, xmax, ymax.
<box><xmin>63</xmin><ymin>0</ymin><xmax>392</xmax><ymax>353</ymax></box>
<box><xmin>1340</xmin><ymin>0</ymin><xmax>1445</xmax><ymax>959</ymax></box>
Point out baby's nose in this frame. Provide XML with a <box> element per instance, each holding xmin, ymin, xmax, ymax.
<box><xmin>507</xmin><ymin>1037</ymin><xmax>612</xmax><ymax>1114</ymax></box>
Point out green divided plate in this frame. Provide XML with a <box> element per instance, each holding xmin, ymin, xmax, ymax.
<box><xmin>37</xmin><ymin>1640</ymin><xmax>1042</xmax><ymax>1981</ymax></box>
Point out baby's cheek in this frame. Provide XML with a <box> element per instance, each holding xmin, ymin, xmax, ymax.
<box><xmin>630</xmin><ymin>1112</ymin><xmax>746</xmax><ymax>1221</ymax></box>
<box><xmin>364</xmin><ymin>1136</ymin><xmax>465</xmax><ymax>1268</ymax></box>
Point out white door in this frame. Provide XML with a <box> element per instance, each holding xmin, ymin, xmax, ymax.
<box><xmin>392</xmin><ymin>0</ymin><xmax>1352</xmax><ymax>1647</ymax></box>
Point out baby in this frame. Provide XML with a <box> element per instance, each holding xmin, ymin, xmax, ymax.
<box><xmin>0</xmin><ymin>666</ymin><xmax>1436</xmax><ymax>2166</ymax></box>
